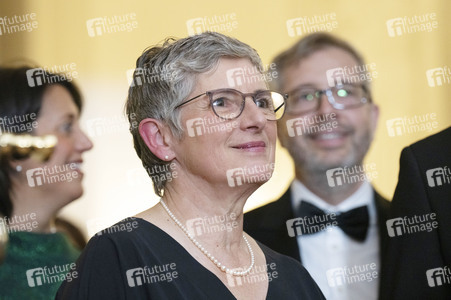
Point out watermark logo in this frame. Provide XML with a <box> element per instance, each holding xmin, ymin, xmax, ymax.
<box><xmin>26</xmin><ymin>263</ymin><xmax>77</xmax><ymax>287</ymax></box>
<box><xmin>226</xmin><ymin>163</ymin><xmax>275</xmax><ymax>187</ymax></box>
<box><xmin>426</xmin><ymin>66</ymin><xmax>451</xmax><ymax>87</ymax></box>
<box><xmin>85</xmin><ymin>113</ymin><xmax>137</xmax><ymax>138</ymax></box>
<box><xmin>186</xmin><ymin>13</ymin><xmax>238</xmax><ymax>36</ymax></box>
<box><xmin>147</xmin><ymin>162</ymin><xmax>178</xmax><ymax>183</ymax></box>
<box><xmin>126</xmin><ymin>263</ymin><xmax>178</xmax><ymax>287</ymax></box>
<box><xmin>86</xmin><ymin>13</ymin><xmax>138</xmax><ymax>37</ymax></box>
<box><xmin>26</xmin><ymin>63</ymin><xmax>78</xmax><ymax>87</ymax></box>
<box><xmin>326</xmin><ymin>163</ymin><xmax>378</xmax><ymax>187</ymax></box>
<box><xmin>0</xmin><ymin>213</ymin><xmax>38</xmax><ymax>234</ymax></box>
<box><xmin>226</xmin><ymin>263</ymin><xmax>278</xmax><ymax>287</ymax></box>
<box><xmin>87</xmin><ymin>217</ymin><xmax>139</xmax><ymax>237</ymax></box>
<box><xmin>126</xmin><ymin>163</ymin><xmax>177</xmax><ymax>187</ymax></box>
<box><xmin>326</xmin><ymin>63</ymin><xmax>377</xmax><ymax>87</ymax></box>
<box><xmin>86</xmin><ymin>216</ymin><xmax>113</xmax><ymax>237</ymax></box>
<box><xmin>286</xmin><ymin>113</ymin><xmax>338</xmax><ymax>137</ymax></box>
<box><xmin>386</xmin><ymin>113</ymin><xmax>438</xmax><ymax>137</ymax></box>
<box><xmin>226</xmin><ymin>63</ymin><xmax>278</xmax><ymax>87</ymax></box>
<box><xmin>427</xmin><ymin>266</ymin><xmax>451</xmax><ymax>287</ymax></box>
<box><xmin>0</xmin><ymin>13</ymin><xmax>38</xmax><ymax>35</ymax></box>
<box><xmin>326</xmin><ymin>263</ymin><xmax>378</xmax><ymax>287</ymax></box>
<box><xmin>186</xmin><ymin>116</ymin><xmax>238</xmax><ymax>137</ymax></box>
<box><xmin>426</xmin><ymin>166</ymin><xmax>451</xmax><ymax>187</ymax></box>
<box><xmin>0</xmin><ymin>113</ymin><xmax>37</xmax><ymax>135</ymax></box>
<box><xmin>386</xmin><ymin>13</ymin><xmax>438</xmax><ymax>37</ymax></box>
<box><xmin>26</xmin><ymin>163</ymin><xmax>78</xmax><ymax>187</ymax></box>
<box><xmin>286</xmin><ymin>212</ymin><xmax>338</xmax><ymax>237</ymax></box>
<box><xmin>186</xmin><ymin>213</ymin><xmax>238</xmax><ymax>237</ymax></box>
<box><xmin>386</xmin><ymin>213</ymin><xmax>438</xmax><ymax>237</ymax></box>
<box><xmin>286</xmin><ymin>13</ymin><xmax>338</xmax><ymax>37</ymax></box>
<box><xmin>126</xmin><ymin>65</ymin><xmax>179</xmax><ymax>86</ymax></box>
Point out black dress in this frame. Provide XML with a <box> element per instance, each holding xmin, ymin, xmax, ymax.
<box><xmin>56</xmin><ymin>218</ymin><xmax>325</xmax><ymax>299</ymax></box>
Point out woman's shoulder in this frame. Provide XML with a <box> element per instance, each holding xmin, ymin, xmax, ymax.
<box><xmin>84</xmin><ymin>217</ymin><xmax>186</xmax><ymax>266</ymax></box>
<box><xmin>93</xmin><ymin>217</ymin><xmax>143</xmax><ymax>237</ymax></box>
<box><xmin>56</xmin><ymin>217</ymin><xmax>179</xmax><ymax>298</ymax></box>
<box><xmin>88</xmin><ymin>217</ymin><xmax>166</xmax><ymax>250</ymax></box>
<box><xmin>76</xmin><ymin>218</ymin><xmax>146</xmax><ymax>266</ymax></box>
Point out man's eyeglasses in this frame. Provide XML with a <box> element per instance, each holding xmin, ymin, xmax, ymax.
<box><xmin>175</xmin><ymin>88</ymin><xmax>287</xmax><ymax>121</ymax></box>
<box><xmin>286</xmin><ymin>84</ymin><xmax>371</xmax><ymax>115</ymax></box>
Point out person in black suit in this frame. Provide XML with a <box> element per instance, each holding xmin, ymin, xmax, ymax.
<box><xmin>244</xmin><ymin>33</ymin><xmax>390</xmax><ymax>300</ymax></box>
<box><xmin>380</xmin><ymin>126</ymin><xmax>451</xmax><ymax>299</ymax></box>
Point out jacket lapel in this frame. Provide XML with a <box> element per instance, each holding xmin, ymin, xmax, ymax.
<box><xmin>374</xmin><ymin>191</ymin><xmax>390</xmax><ymax>267</ymax></box>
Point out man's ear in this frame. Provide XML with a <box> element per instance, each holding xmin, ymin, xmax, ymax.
<box><xmin>139</xmin><ymin>118</ymin><xmax>175</xmax><ymax>161</ymax></box>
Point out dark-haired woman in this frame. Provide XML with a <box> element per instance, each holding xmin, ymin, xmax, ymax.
<box><xmin>0</xmin><ymin>66</ymin><xmax>92</xmax><ymax>299</ymax></box>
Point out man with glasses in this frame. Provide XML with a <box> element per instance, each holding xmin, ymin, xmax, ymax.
<box><xmin>244</xmin><ymin>33</ymin><xmax>389</xmax><ymax>300</ymax></box>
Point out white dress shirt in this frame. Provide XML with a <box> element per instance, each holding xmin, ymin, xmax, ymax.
<box><xmin>291</xmin><ymin>180</ymin><xmax>379</xmax><ymax>300</ymax></box>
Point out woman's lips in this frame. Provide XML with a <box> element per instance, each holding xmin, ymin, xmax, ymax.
<box><xmin>68</xmin><ymin>160</ymin><xmax>84</xmax><ymax>175</ymax></box>
<box><xmin>232</xmin><ymin>141</ymin><xmax>266</xmax><ymax>152</ymax></box>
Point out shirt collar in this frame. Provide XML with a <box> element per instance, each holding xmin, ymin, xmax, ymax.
<box><xmin>290</xmin><ymin>179</ymin><xmax>376</xmax><ymax>223</ymax></box>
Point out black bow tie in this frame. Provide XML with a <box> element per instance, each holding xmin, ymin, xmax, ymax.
<box><xmin>294</xmin><ymin>201</ymin><xmax>369</xmax><ymax>242</ymax></box>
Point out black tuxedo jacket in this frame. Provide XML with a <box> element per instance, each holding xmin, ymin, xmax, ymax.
<box><xmin>243</xmin><ymin>187</ymin><xmax>390</xmax><ymax>263</ymax></box>
<box><xmin>379</xmin><ymin>127</ymin><xmax>451</xmax><ymax>300</ymax></box>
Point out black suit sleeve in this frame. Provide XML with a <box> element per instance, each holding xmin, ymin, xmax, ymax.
<box><xmin>379</xmin><ymin>146</ymin><xmax>451</xmax><ymax>300</ymax></box>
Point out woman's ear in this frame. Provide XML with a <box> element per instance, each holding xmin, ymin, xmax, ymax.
<box><xmin>138</xmin><ymin>118</ymin><xmax>174</xmax><ymax>161</ymax></box>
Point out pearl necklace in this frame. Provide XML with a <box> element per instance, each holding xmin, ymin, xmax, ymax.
<box><xmin>160</xmin><ymin>199</ymin><xmax>254</xmax><ymax>276</ymax></box>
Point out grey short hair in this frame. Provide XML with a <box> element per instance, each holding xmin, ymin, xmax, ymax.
<box><xmin>125</xmin><ymin>31</ymin><xmax>263</xmax><ymax>196</ymax></box>
<box><xmin>270</xmin><ymin>32</ymin><xmax>371</xmax><ymax>98</ymax></box>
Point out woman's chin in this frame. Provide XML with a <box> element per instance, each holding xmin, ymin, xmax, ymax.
<box><xmin>225</xmin><ymin>163</ymin><xmax>274</xmax><ymax>189</ymax></box>
<box><xmin>58</xmin><ymin>183</ymin><xmax>84</xmax><ymax>204</ymax></box>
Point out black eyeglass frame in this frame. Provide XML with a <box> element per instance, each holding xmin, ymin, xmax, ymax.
<box><xmin>174</xmin><ymin>88</ymin><xmax>288</xmax><ymax>121</ymax></box>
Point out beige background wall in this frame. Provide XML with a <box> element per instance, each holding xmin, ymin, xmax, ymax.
<box><xmin>1</xmin><ymin>0</ymin><xmax>450</xmax><ymax>238</ymax></box>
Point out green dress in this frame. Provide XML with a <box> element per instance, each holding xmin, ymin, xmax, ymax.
<box><xmin>0</xmin><ymin>231</ymin><xmax>80</xmax><ymax>300</ymax></box>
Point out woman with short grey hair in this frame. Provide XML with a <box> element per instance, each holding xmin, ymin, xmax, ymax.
<box><xmin>57</xmin><ymin>32</ymin><xmax>324</xmax><ymax>300</ymax></box>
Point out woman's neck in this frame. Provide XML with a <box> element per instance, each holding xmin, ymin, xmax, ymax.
<box><xmin>161</xmin><ymin>183</ymin><xmax>255</xmax><ymax>249</ymax></box>
<box><xmin>9</xmin><ymin>187</ymin><xmax>58</xmax><ymax>233</ymax></box>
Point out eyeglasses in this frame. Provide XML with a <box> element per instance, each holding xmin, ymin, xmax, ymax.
<box><xmin>286</xmin><ymin>84</ymin><xmax>370</xmax><ymax>115</ymax></box>
<box><xmin>175</xmin><ymin>88</ymin><xmax>287</xmax><ymax>121</ymax></box>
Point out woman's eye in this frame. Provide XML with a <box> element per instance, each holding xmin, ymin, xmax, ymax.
<box><xmin>255</xmin><ymin>98</ymin><xmax>270</xmax><ymax>108</ymax></box>
<box><xmin>61</xmin><ymin>122</ymin><xmax>73</xmax><ymax>133</ymax></box>
<box><xmin>212</xmin><ymin>97</ymin><xmax>227</xmax><ymax>107</ymax></box>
